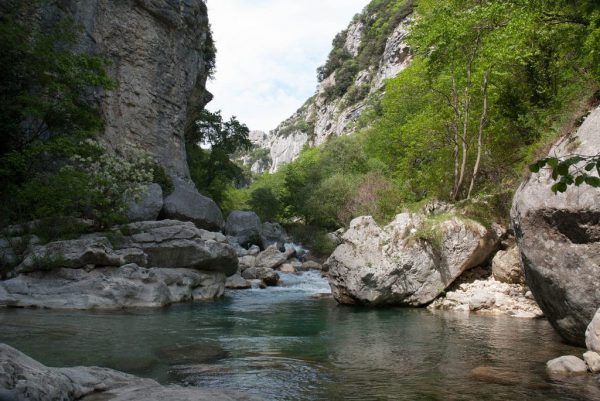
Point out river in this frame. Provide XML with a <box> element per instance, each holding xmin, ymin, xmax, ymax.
<box><xmin>1</xmin><ymin>271</ymin><xmax>598</xmax><ymax>400</ymax></box>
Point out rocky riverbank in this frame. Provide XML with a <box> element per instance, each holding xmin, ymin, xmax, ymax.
<box><xmin>0</xmin><ymin>343</ymin><xmax>260</xmax><ymax>401</ymax></box>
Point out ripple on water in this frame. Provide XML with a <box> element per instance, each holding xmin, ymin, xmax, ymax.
<box><xmin>0</xmin><ymin>272</ymin><xmax>597</xmax><ymax>400</ymax></box>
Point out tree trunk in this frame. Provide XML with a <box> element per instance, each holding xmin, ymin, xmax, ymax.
<box><xmin>467</xmin><ymin>69</ymin><xmax>490</xmax><ymax>199</ymax></box>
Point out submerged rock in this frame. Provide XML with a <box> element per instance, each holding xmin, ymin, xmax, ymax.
<box><xmin>512</xmin><ymin>106</ymin><xmax>600</xmax><ymax>346</ymax></box>
<box><xmin>0</xmin><ymin>264</ymin><xmax>225</xmax><ymax>309</ymax></box>
<box><xmin>157</xmin><ymin>343</ymin><xmax>228</xmax><ymax>365</ymax></box>
<box><xmin>325</xmin><ymin>214</ymin><xmax>500</xmax><ymax>306</ymax></box>
<box><xmin>0</xmin><ymin>343</ymin><xmax>259</xmax><ymax>401</ymax></box>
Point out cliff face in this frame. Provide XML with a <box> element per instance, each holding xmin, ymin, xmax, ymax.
<box><xmin>12</xmin><ymin>0</ymin><xmax>214</xmax><ymax>179</ymax></box>
<box><xmin>252</xmin><ymin>0</ymin><xmax>413</xmax><ymax>173</ymax></box>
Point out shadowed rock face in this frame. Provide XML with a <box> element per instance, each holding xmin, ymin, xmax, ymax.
<box><xmin>1</xmin><ymin>0</ymin><xmax>213</xmax><ymax>179</ymax></box>
<box><xmin>512</xmin><ymin>107</ymin><xmax>600</xmax><ymax>346</ymax></box>
<box><xmin>0</xmin><ymin>0</ymin><xmax>226</xmax><ymax>229</ymax></box>
<box><xmin>74</xmin><ymin>0</ymin><xmax>211</xmax><ymax>178</ymax></box>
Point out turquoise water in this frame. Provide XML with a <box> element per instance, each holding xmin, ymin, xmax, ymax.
<box><xmin>1</xmin><ymin>271</ymin><xmax>599</xmax><ymax>400</ymax></box>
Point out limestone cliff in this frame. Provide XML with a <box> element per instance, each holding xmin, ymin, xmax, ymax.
<box><xmin>2</xmin><ymin>0</ymin><xmax>214</xmax><ymax>179</ymax></box>
<box><xmin>252</xmin><ymin>0</ymin><xmax>413</xmax><ymax>173</ymax></box>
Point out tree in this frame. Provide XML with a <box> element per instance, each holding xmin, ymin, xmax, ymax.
<box><xmin>186</xmin><ymin>110</ymin><xmax>252</xmax><ymax>204</ymax></box>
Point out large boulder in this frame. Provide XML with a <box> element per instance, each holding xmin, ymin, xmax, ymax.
<box><xmin>0</xmin><ymin>220</ymin><xmax>239</xmax><ymax>309</ymax></box>
<box><xmin>162</xmin><ymin>178</ymin><xmax>224</xmax><ymax>231</ymax></box>
<box><xmin>0</xmin><ymin>264</ymin><xmax>225</xmax><ymax>309</ymax></box>
<box><xmin>225</xmin><ymin>211</ymin><xmax>262</xmax><ymax>247</ymax></box>
<box><xmin>325</xmin><ymin>214</ymin><xmax>500</xmax><ymax>306</ymax></box>
<box><xmin>16</xmin><ymin>237</ymin><xmax>147</xmax><ymax>273</ymax></box>
<box><xmin>261</xmin><ymin>222</ymin><xmax>287</xmax><ymax>250</ymax></box>
<box><xmin>120</xmin><ymin>220</ymin><xmax>238</xmax><ymax>276</ymax></box>
<box><xmin>512</xmin><ymin>106</ymin><xmax>600</xmax><ymax>346</ymax></box>
<box><xmin>0</xmin><ymin>343</ymin><xmax>257</xmax><ymax>401</ymax></box>
<box><xmin>15</xmin><ymin>220</ymin><xmax>238</xmax><ymax>276</ymax></box>
<box><xmin>126</xmin><ymin>183</ymin><xmax>164</xmax><ymax>222</ymax></box>
<box><xmin>255</xmin><ymin>246</ymin><xmax>294</xmax><ymax>270</ymax></box>
<box><xmin>491</xmin><ymin>246</ymin><xmax>525</xmax><ymax>284</ymax></box>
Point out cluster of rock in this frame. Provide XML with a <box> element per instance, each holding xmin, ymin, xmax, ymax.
<box><xmin>546</xmin><ymin>309</ymin><xmax>600</xmax><ymax>377</ymax></box>
<box><xmin>512</xmin><ymin>106</ymin><xmax>600</xmax><ymax>346</ymax></box>
<box><xmin>226</xmin><ymin>244</ymin><xmax>323</xmax><ymax>290</ymax></box>
<box><xmin>0</xmin><ymin>343</ymin><xmax>259</xmax><ymax>401</ymax></box>
<box><xmin>0</xmin><ymin>220</ymin><xmax>238</xmax><ymax>309</ymax></box>
<box><xmin>428</xmin><ymin>266</ymin><xmax>542</xmax><ymax>319</ymax></box>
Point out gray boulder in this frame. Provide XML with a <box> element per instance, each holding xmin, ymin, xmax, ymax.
<box><xmin>491</xmin><ymin>246</ymin><xmax>524</xmax><ymax>284</ymax></box>
<box><xmin>127</xmin><ymin>183</ymin><xmax>163</xmax><ymax>222</ymax></box>
<box><xmin>586</xmin><ymin>308</ymin><xmax>600</xmax><ymax>353</ymax></box>
<box><xmin>255</xmin><ymin>246</ymin><xmax>294</xmax><ymax>270</ymax></box>
<box><xmin>16</xmin><ymin>220</ymin><xmax>238</xmax><ymax>276</ymax></box>
<box><xmin>0</xmin><ymin>264</ymin><xmax>225</xmax><ymax>309</ymax></box>
<box><xmin>121</xmin><ymin>220</ymin><xmax>238</xmax><ymax>276</ymax></box>
<box><xmin>326</xmin><ymin>213</ymin><xmax>500</xmax><ymax>306</ymax></box>
<box><xmin>225</xmin><ymin>211</ymin><xmax>262</xmax><ymax>247</ymax></box>
<box><xmin>16</xmin><ymin>238</ymin><xmax>147</xmax><ymax>273</ymax></box>
<box><xmin>261</xmin><ymin>222</ymin><xmax>287</xmax><ymax>250</ymax></box>
<box><xmin>242</xmin><ymin>267</ymin><xmax>280</xmax><ymax>286</ymax></box>
<box><xmin>162</xmin><ymin>178</ymin><xmax>224</xmax><ymax>231</ymax></box>
<box><xmin>546</xmin><ymin>355</ymin><xmax>588</xmax><ymax>376</ymax></box>
<box><xmin>225</xmin><ymin>274</ymin><xmax>251</xmax><ymax>290</ymax></box>
<box><xmin>512</xmin><ymin>106</ymin><xmax>600</xmax><ymax>346</ymax></box>
<box><xmin>0</xmin><ymin>343</ymin><xmax>259</xmax><ymax>401</ymax></box>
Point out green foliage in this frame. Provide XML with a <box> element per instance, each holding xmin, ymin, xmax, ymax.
<box><xmin>530</xmin><ymin>153</ymin><xmax>600</xmax><ymax>193</ymax></box>
<box><xmin>0</xmin><ymin>12</ymin><xmax>159</xmax><ymax>229</ymax></box>
<box><xmin>363</xmin><ymin>0</ymin><xmax>600</xmax><ymax>204</ymax></box>
<box><xmin>150</xmin><ymin>164</ymin><xmax>174</xmax><ymax>196</ymax></box>
<box><xmin>0</xmin><ymin>15</ymin><xmax>113</xmax><ymax>156</ymax></box>
<box><xmin>249</xmin><ymin>187</ymin><xmax>282</xmax><ymax>222</ymax></box>
<box><xmin>230</xmin><ymin>0</ymin><xmax>600</xmax><ymax>233</ymax></box>
<box><xmin>186</xmin><ymin>110</ymin><xmax>252</xmax><ymax>205</ymax></box>
<box><xmin>31</xmin><ymin>253</ymin><xmax>68</xmax><ymax>271</ymax></box>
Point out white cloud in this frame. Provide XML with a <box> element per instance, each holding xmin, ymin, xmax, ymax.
<box><xmin>205</xmin><ymin>0</ymin><xmax>370</xmax><ymax>132</ymax></box>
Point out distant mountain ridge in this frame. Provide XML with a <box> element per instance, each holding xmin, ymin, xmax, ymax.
<box><xmin>250</xmin><ymin>0</ymin><xmax>414</xmax><ymax>173</ymax></box>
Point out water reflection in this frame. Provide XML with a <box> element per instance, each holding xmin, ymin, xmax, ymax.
<box><xmin>0</xmin><ymin>272</ymin><xmax>598</xmax><ymax>400</ymax></box>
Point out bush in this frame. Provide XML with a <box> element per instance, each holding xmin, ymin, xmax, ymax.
<box><xmin>2</xmin><ymin>140</ymin><xmax>156</xmax><ymax>229</ymax></box>
<box><xmin>249</xmin><ymin>187</ymin><xmax>282</xmax><ymax>222</ymax></box>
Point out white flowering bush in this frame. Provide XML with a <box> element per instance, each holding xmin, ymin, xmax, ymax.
<box><xmin>66</xmin><ymin>140</ymin><xmax>156</xmax><ymax>227</ymax></box>
<box><xmin>6</xmin><ymin>138</ymin><xmax>162</xmax><ymax>230</ymax></box>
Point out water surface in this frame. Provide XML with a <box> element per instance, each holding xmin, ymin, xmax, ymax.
<box><xmin>1</xmin><ymin>271</ymin><xmax>599</xmax><ymax>400</ymax></box>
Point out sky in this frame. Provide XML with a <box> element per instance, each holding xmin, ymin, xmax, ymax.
<box><xmin>205</xmin><ymin>0</ymin><xmax>370</xmax><ymax>132</ymax></box>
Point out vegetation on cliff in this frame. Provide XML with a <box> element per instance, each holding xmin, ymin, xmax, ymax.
<box><xmin>0</xmin><ymin>11</ymin><xmax>168</xmax><ymax>229</ymax></box>
<box><xmin>228</xmin><ymin>0</ymin><xmax>600</xmax><ymax>232</ymax></box>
